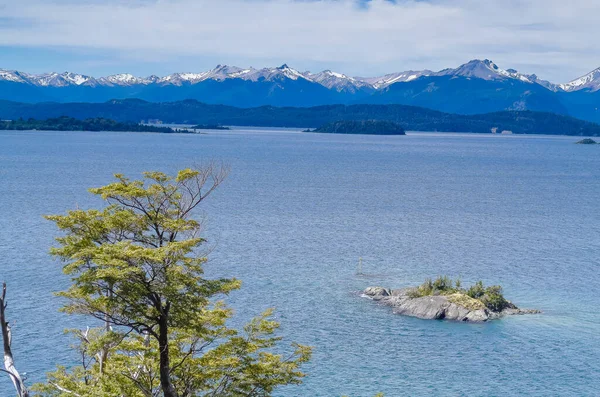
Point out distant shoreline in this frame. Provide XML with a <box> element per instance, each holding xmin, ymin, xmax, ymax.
<box><xmin>1</xmin><ymin>100</ymin><xmax>599</xmax><ymax>137</ymax></box>
<box><xmin>2</xmin><ymin>128</ymin><xmax>594</xmax><ymax>141</ymax></box>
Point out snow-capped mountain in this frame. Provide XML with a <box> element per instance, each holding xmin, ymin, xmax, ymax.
<box><xmin>434</xmin><ymin>59</ymin><xmax>512</xmax><ymax>80</ymax></box>
<box><xmin>163</xmin><ymin>65</ymin><xmax>254</xmax><ymax>84</ymax></box>
<box><xmin>357</xmin><ymin>70</ymin><xmax>433</xmax><ymax>89</ymax></box>
<box><xmin>518</xmin><ymin>74</ymin><xmax>561</xmax><ymax>91</ymax></box>
<box><xmin>416</xmin><ymin>59</ymin><xmax>568</xmax><ymax>91</ymax></box>
<box><xmin>0</xmin><ymin>69</ymin><xmax>31</xmax><ymax>83</ymax></box>
<box><xmin>559</xmin><ymin>67</ymin><xmax>600</xmax><ymax>92</ymax></box>
<box><xmin>244</xmin><ymin>64</ymin><xmax>309</xmax><ymax>82</ymax></box>
<box><xmin>34</xmin><ymin>72</ymin><xmax>93</xmax><ymax>87</ymax></box>
<box><xmin>99</xmin><ymin>74</ymin><xmax>146</xmax><ymax>86</ymax></box>
<box><xmin>432</xmin><ymin>59</ymin><xmax>548</xmax><ymax>85</ymax></box>
<box><xmin>2</xmin><ymin>60</ymin><xmax>598</xmax><ymax>93</ymax></box>
<box><xmin>103</xmin><ymin>64</ymin><xmax>312</xmax><ymax>87</ymax></box>
<box><xmin>2</xmin><ymin>60</ymin><xmax>600</xmax><ymax>123</ymax></box>
<box><xmin>354</xmin><ymin>60</ymin><xmax>562</xmax><ymax>90</ymax></box>
<box><xmin>304</xmin><ymin>70</ymin><xmax>372</xmax><ymax>93</ymax></box>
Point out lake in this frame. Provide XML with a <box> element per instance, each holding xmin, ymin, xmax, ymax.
<box><xmin>1</xmin><ymin>128</ymin><xmax>599</xmax><ymax>396</ymax></box>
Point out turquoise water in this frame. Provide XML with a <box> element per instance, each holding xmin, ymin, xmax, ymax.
<box><xmin>1</xmin><ymin>129</ymin><xmax>599</xmax><ymax>396</ymax></box>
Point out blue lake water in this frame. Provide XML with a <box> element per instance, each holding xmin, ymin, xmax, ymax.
<box><xmin>1</xmin><ymin>128</ymin><xmax>599</xmax><ymax>396</ymax></box>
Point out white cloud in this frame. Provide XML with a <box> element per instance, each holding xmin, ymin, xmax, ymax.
<box><xmin>0</xmin><ymin>0</ymin><xmax>599</xmax><ymax>82</ymax></box>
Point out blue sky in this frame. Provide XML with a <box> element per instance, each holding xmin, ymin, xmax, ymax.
<box><xmin>0</xmin><ymin>0</ymin><xmax>599</xmax><ymax>82</ymax></box>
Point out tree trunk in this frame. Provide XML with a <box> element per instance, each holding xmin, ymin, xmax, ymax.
<box><xmin>158</xmin><ymin>315</ymin><xmax>178</xmax><ymax>397</ymax></box>
<box><xmin>0</xmin><ymin>283</ymin><xmax>29</xmax><ymax>397</ymax></box>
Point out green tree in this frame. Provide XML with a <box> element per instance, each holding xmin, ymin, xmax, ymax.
<box><xmin>39</xmin><ymin>166</ymin><xmax>311</xmax><ymax>397</ymax></box>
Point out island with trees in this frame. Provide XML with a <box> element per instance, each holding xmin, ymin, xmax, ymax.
<box><xmin>191</xmin><ymin>124</ymin><xmax>231</xmax><ymax>130</ymax></box>
<box><xmin>0</xmin><ymin>116</ymin><xmax>185</xmax><ymax>133</ymax></box>
<box><xmin>307</xmin><ymin>120</ymin><xmax>406</xmax><ymax>135</ymax></box>
<box><xmin>363</xmin><ymin>276</ymin><xmax>540</xmax><ymax>322</ymax></box>
<box><xmin>576</xmin><ymin>138</ymin><xmax>597</xmax><ymax>144</ymax></box>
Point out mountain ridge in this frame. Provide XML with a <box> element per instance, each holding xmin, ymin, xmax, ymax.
<box><xmin>2</xmin><ymin>59</ymin><xmax>598</xmax><ymax>92</ymax></box>
<box><xmin>2</xmin><ymin>59</ymin><xmax>599</xmax><ymax>123</ymax></box>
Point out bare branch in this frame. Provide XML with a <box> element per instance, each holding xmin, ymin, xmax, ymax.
<box><xmin>49</xmin><ymin>382</ymin><xmax>82</xmax><ymax>396</ymax></box>
<box><xmin>1</xmin><ymin>283</ymin><xmax>30</xmax><ymax>397</ymax></box>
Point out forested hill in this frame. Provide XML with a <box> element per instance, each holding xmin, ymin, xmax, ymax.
<box><xmin>1</xmin><ymin>99</ymin><xmax>599</xmax><ymax>136</ymax></box>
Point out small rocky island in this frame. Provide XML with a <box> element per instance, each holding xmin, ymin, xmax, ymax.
<box><xmin>363</xmin><ymin>277</ymin><xmax>540</xmax><ymax>322</ymax></box>
<box><xmin>307</xmin><ymin>120</ymin><xmax>406</xmax><ymax>135</ymax></box>
<box><xmin>575</xmin><ymin>138</ymin><xmax>597</xmax><ymax>144</ymax></box>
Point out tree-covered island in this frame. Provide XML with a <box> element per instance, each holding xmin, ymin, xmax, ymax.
<box><xmin>576</xmin><ymin>138</ymin><xmax>597</xmax><ymax>144</ymax></box>
<box><xmin>307</xmin><ymin>120</ymin><xmax>406</xmax><ymax>135</ymax></box>
<box><xmin>191</xmin><ymin>124</ymin><xmax>231</xmax><ymax>130</ymax></box>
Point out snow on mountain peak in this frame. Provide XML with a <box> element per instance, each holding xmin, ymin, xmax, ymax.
<box><xmin>273</xmin><ymin>64</ymin><xmax>307</xmax><ymax>80</ymax></box>
<box><xmin>326</xmin><ymin>70</ymin><xmax>347</xmax><ymax>79</ymax></box>
<box><xmin>61</xmin><ymin>72</ymin><xmax>91</xmax><ymax>86</ymax></box>
<box><xmin>356</xmin><ymin>71</ymin><xmax>432</xmax><ymax>89</ymax></box>
<box><xmin>0</xmin><ymin>69</ymin><xmax>29</xmax><ymax>83</ymax></box>
<box><xmin>436</xmin><ymin>59</ymin><xmax>508</xmax><ymax>80</ymax></box>
<box><xmin>305</xmin><ymin>69</ymin><xmax>370</xmax><ymax>92</ymax></box>
<box><xmin>199</xmin><ymin>65</ymin><xmax>254</xmax><ymax>82</ymax></box>
<box><xmin>559</xmin><ymin>67</ymin><xmax>600</xmax><ymax>92</ymax></box>
<box><xmin>2</xmin><ymin>61</ymin><xmax>600</xmax><ymax>94</ymax></box>
<box><xmin>105</xmin><ymin>73</ymin><xmax>140</xmax><ymax>85</ymax></box>
<box><xmin>431</xmin><ymin>59</ymin><xmax>562</xmax><ymax>89</ymax></box>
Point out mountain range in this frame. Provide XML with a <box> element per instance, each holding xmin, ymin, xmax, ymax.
<box><xmin>2</xmin><ymin>59</ymin><xmax>600</xmax><ymax>122</ymax></box>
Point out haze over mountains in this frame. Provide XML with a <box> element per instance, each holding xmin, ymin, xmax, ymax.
<box><xmin>2</xmin><ymin>59</ymin><xmax>600</xmax><ymax>123</ymax></box>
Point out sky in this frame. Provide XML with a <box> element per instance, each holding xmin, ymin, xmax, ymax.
<box><xmin>0</xmin><ymin>0</ymin><xmax>599</xmax><ymax>83</ymax></box>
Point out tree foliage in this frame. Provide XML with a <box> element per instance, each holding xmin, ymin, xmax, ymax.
<box><xmin>38</xmin><ymin>166</ymin><xmax>311</xmax><ymax>397</ymax></box>
<box><xmin>409</xmin><ymin>276</ymin><xmax>512</xmax><ymax>312</ymax></box>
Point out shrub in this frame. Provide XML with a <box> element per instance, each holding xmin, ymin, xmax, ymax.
<box><xmin>409</xmin><ymin>276</ymin><xmax>460</xmax><ymax>298</ymax></box>
<box><xmin>411</xmin><ymin>277</ymin><xmax>510</xmax><ymax>312</ymax></box>
<box><xmin>432</xmin><ymin>275</ymin><xmax>453</xmax><ymax>292</ymax></box>
<box><xmin>480</xmin><ymin>285</ymin><xmax>510</xmax><ymax>311</ymax></box>
<box><xmin>466</xmin><ymin>281</ymin><xmax>485</xmax><ymax>299</ymax></box>
<box><xmin>408</xmin><ymin>278</ymin><xmax>434</xmax><ymax>298</ymax></box>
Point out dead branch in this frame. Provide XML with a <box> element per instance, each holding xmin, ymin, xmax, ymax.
<box><xmin>1</xmin><ymin>283</ymin><xmax>29</xmax><ymax>397</ymax></box>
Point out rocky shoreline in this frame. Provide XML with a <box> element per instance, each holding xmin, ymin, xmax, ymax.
<box><xmin>363</xmin><ymin>287</ymin><xmax>541</xmax><ymax>323</ymax></box>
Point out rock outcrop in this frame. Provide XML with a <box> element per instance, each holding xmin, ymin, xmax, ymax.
<box><xmin>363</xmin><ymin>287</ymin><xmax>540</xmax><ymax>323</ymax></box>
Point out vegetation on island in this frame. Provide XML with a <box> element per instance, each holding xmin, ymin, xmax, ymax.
<box><xmin>191</xmin><ymin>124</ymin><xmax>230</xmax><ymax>130</ymax></box>
<box><xmin>408</xmin><ymin>276</ymin><xmax>512</xmax><ymax>312</ymax></box>
<box><xmin>309</xmin><ymin>120</ymin><xmax>406</xmax><ymax>135</ymax></box>
<box><xmin>0</xmin><ymin>116</ymin><xmax>184</xmax><ymax>133</ymax></box>
<box><xmin>576</xmin><ymin>138</ymin><xmax>597</xmax><ymax>144</ymax></box>
<box><xmin>2</xmin><ymin>99</ymin><xmax>600</xmax><ymax>136</ymax></box>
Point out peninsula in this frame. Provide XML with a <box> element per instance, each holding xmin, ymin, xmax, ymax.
<box><xmin>363</xmin><ymin>277</ymin><xmax>540</xmax><ymax>322</ymax></box>
<box><xmin>0</xmin><ymin>116</ymin><xmax>183</xmax><ymax>133</ymax></box>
